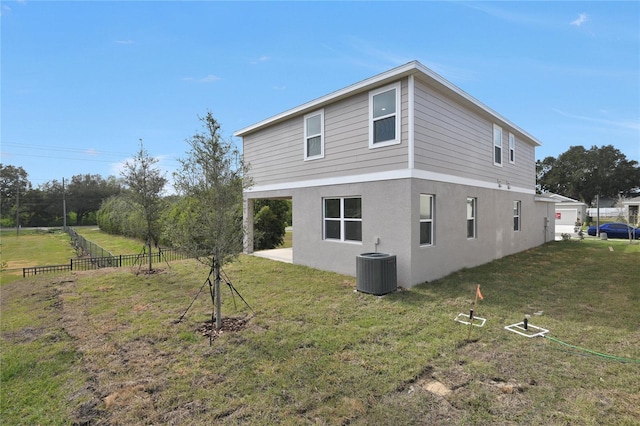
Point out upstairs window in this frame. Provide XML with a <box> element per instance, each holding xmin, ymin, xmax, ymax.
<box><xmin>493</xmin><ymin>124</ymin><xmax>503</xmax><ymax>166</ymax></box>
<box><xmin>324</xmin><ymin>197</ymin><xmax>362</xmax><ymax>242</ymax></box>
<box><xmin>304</xmin><ymin>110</ymin><xmax>324</xmax><ymax>160</ymax></box>
<box><xmin>513</xmin><ymin>200</ymin><xmax>521</xmax><ymax>231</ymax></box>
<box><xmin>420</xmin><ymin>194</ymin><xmax>434</xmax><ymax>246</ymax></box>
<box><xmin>509</xmin><ymin>132</ymin><xmax>515</xmax><ymax>164</ymax></box>
<box><xmin>467</xmin><ymin>197</ymin><xmax>477</xmax><ymax>239</ymax></box>
<box><xmin>369</xmin><ymin>82</ymin><xmax>401</xmax><ymax>148</ymax></box>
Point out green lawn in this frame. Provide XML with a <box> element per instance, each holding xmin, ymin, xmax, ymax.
<box><xmin>72</xmin><ymin>226</ymin><xmax>148</xmax><ymax>255</ymax></box>
<box><xmin>0</xmin><ymin>227</ymin><xmax>148</xmax><ymax>285</ymax></box>
<box><xmin>1</xmin><ymin>238</ymin><xmax>639</xmax><ymax>424</ymax></box>
<box><xmin>0</xmin><ymin>228</ymin><xmax>76</xmax><ymax>283</ymax></box>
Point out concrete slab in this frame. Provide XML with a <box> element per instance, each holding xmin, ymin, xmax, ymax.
<box><xmin>252</xmin><ymin>248</ymin><xmax>293</xmax><ymax>264</ymax></box>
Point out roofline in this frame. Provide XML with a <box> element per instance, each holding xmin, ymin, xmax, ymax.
<box><xmin>234</xmin><ymin>60</ymin><xmax>542</xmax><ymax>147</ymax></box>
<box><xmin>545</xmin><ymin>192</ymin><xmax>587</xmax><ymax>204</ymax></box>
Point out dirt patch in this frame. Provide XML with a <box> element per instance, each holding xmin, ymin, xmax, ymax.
<box><xmin>419</xmin><ymin>380</ymin><xmax>452</xmax><ymax>396</ymax></box>
<box><xmin>2</xmin><ymin>326</ymin><xmax>47</xmax><ymax>344</ymax></box>
<box><xmin>134</xmin><ymin>267</ymin><xmax>168</xmax><ymax>276</ymax></box>
<box><xmin>197</xmin><ymin>316</ymin><xmax>251</xmax><ymax>342</ymax></box>
<box><xmin>104</xmin><ymin>384</ymin><xmax>149</xmax><ymax>409</ymax></box>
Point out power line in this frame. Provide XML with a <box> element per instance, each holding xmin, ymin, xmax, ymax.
<box><xmin>1</xmin><ymin>149</ymin><xmax>181</xmax><ymax>165</ymax></box>
<box><xmin>1</xmin><ymin>142</ymin><xmax>132</xmax><ymax>157</ymax></box>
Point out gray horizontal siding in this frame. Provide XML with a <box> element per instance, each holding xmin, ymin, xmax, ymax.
<box><xmin>413</xmin><ymin>77</ymin><xmax>535</xmax><ymax>189</ymax></box>
<box><xmin>244</xmin><ymin>80</ymin><xmax>409</xmax><ymax>187</ymax></box>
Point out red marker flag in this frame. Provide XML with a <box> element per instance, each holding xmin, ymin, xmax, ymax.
<box><xmin>476</xmin><ymin>285</ymin><xmax>484</xmax><ymax>300</ymax></box>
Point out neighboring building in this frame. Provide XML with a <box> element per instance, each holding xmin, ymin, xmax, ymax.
<box><xmin>547</xmin><ymin>193</ymin><xmax>587</xmax><ymax>226</ymax></box>
<box><xmin>235</xmin><ymin>61</ymin><xmax>555</xmax><ymax>288</ymax></box>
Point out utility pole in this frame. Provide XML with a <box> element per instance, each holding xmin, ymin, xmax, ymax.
<box><xmin>62</xmin><ymin>177</ymin><xmax>67</xmax><ymax>230</ymax></box>
<box><xmin>16</xmin><ymin>186</ymin><xmax>20</xmax><ymax>236</ymax></box>
<box><xmin>596</xmin><ymin>193</ymin><xmax>600</xmax><ymax>237</ymax></box>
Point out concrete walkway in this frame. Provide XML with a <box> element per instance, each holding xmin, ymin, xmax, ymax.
<box><xmin>252</xmin><ymin>248</ymin><xmax>293</xmax><ymax>264</ymax></box>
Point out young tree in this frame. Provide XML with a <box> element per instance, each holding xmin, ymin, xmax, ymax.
<box><xmin>168</xmin><ymin>112</ymin><xmax>251</xmax><ymax>330</ymax></box>
<box><xmin>121</xmin><ymin>140</ymin><xmax>167</xmax><ymax>272</ymax></box>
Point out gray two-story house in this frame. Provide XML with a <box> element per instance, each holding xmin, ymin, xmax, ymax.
<box><xmin>235</xmin><ymin>61</ymin><xmax>555</xmax><ymax>287</ymax></box>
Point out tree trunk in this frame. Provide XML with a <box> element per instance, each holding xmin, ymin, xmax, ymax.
<box><xmin>215</xmin><ymin>249</ymin><xmax>222</xmax><ymax>330</ymax></box>
<box><xmin>148</xmin><ymin>238</ymin><xmax>153</xmax><ymax>272</ymax></box>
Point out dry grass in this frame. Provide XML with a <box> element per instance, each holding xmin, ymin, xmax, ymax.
<box><xmin>1</xmin><ymin>238</ymin><xmax>639</xmax><ymax>425</ymax></box>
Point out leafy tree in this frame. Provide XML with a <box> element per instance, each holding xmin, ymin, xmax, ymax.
<box><xmin>66</xmin><ymin>174</ymin><xmax>122</xmax><ymax>225</ymax></box>
<box><xmin>168</xmin><ymin>112</ymin><xmax>251</xmax><ymax>331</ymax></box>
<box><xmin>97</xmin><ymin>194</ymin><xmax>145</xmax><ymax>238</ymax></box>
<box><xmin>254</xmin><ymin>200</ymin><xmax>289</xmax><ymax>250</ymax></box>
<box><xmin>537</xmin><ymin>145</ymin><xmax>640</xmax><ymax>206</ymax></box>
<box><xmin>121</xmin><ymin>140</ymin><xmax>167</xmax><ymax>271</ymax></box>
<box><xmin>20</xmin><ymin>188</ymin><xmax>63</xmax><ymax>227</ymax></box>
<box><xmin>0</xmin><ymin>164</ymin><xmax>31</xmax><ymax>225</ymax></box>
<box><xmin>34</xmin><ymin>180</ymin><xmax>67</xmax><ymax>226</ymax></box>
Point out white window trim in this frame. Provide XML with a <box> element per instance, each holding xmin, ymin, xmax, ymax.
<box><xmin>323</xmin><ymin>197</ymin><xmax>362</xmax><ymax>243</ymax></box>
<box><xmin>420</xmin><ymin>194</ymin><xmax>434</xmax><ymax>247</ymax></box>
<box><xmin>513</xmin><ymin>200</ymin><xmax>521</xmax><ymax>231</ymax></box>
<box><xmin>493</xmin><ymin>124</ymin><xmax>503</xmax><ymax>167</ymax></box>
<box><xmin>509</xmin><ymin>132</ymin><xmax>515</xmax><ymax>164</ymax></box>
<box><xmin>304</xmin><ymin>109</ymin><xmax>324</xmax><ymax>161</ymax></box>
<box><xmin>467</xmin><ymin>197</ymin><xmax>477</xmax><ymax>239</ymax></box>
<box><xmin>369</xmin><ymin>82</ymin><xmax>401</xmax><ymax>149</ymax></box>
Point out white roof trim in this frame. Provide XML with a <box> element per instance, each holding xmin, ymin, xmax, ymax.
<box><xmin>234</xmin><ymin>60</ymin><xmax>542</xmax><ymax>147</ymax></box>
<box><xmin>244</xmin><ymin>168</ymin><xmax>535</xmax><ymax>196</ymax></box>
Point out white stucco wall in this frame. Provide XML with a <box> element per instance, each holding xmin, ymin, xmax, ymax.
<box><xmin>244</xmin><ymin>178</ymin><xmax>554</xmax><ymax>288</ymax></box>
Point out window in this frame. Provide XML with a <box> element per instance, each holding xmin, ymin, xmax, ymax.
<box><xmin>369</xmin><ymin>82</ymin><xmax>401</xmax><ymax>148</ymax></box>
<box><xmin>493</xmin><ymin>124</ymin><xmax>503</xmax><ymax>166</ymax></box>
<box><xmin>467</xmin><ymin>197</ymin><xmax>476</xmax><ymax>239</ymax></box>
<box><xmin>509</xmin><ymin>132</ymin><xmax>515</xmax><ymax>164</ymax></box>
<box><xmin>420</xmin><ymin>194</ymin><xmax>434</xmax><ymax>245</ymax></box>
<box><xmin>513</xmin><ymin>200</ymin><xmax>521</xmax><ymax>231</ymax></box>
<box><xmin>324</xmin><ymin>197</ymin><xmax>362</xmax><ymax>242</ymax></box>
<box><xmin>304</xmin><ymin>110</ymin><xmax>324</xmax><ymax>160</ymax></box>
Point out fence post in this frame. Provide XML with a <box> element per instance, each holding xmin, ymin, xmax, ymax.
<box><xmin>70</xmin><ymin>258</ymin><xmax>73</xmax><ymax>271</ymax></box>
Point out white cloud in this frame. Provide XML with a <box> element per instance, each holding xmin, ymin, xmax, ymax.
<box><xmin>110</xmin><ymin>159</ymin><xmax>129</xmax><ymax>178</ymax></box>
<box><xmin>250</xmin><ymin>56</ymin><xmax>270</xmax><ymax>65</ymax></box>
<box><xmin>553</xmin><ymin>108</ymin><xmax>640</xmax><ymax>130</ymax></box>
<box><xmin>182</xmin><ymin>74</ymin><xmax>221</xmax><ymax>83</ymax></box>
<box><xmin>463</xmin><ymin>3</ymin><xmax>548</xmax><ymax>26</ymax></box>
<box><xmin>200</xmin><ymin>74</ymin><xmax>221</xmax><ymax>83</ymax></box>
<box><xmin>115</xmin><ymin>40</ymin><xmax>134</xmax><ymax>45</ymax></box>
<box><xmin>570</xmin><ymin>13</ymin><xmax>588</xmax><ymax>27</ymax></box>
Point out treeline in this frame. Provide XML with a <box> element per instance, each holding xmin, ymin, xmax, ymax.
<box><xmin>97</xmin><ymin>195</ymin><xmax>290</xmax><ymax>251</ymax></box>
<box><xmin>0</xmin><ymin>164</ymin><xmax>290</xmax><ymax>251</ymax></box>
<box><xmin>536</xmin><ymin>145</ymin><xmax>639</xmax><ymax>205</ymax></box>
<box><xmin>0</xmin><ymin>166</ymin><xmax>121</xmax><ymax>228</ymax></box>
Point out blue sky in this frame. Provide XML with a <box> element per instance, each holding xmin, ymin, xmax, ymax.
<box><xmin>2</xmin><ymin>1</ymin><xmax>639</xmax><ymax>189</ymax></box>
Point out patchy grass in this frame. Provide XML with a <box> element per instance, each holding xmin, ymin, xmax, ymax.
<box><xmin>1</xmin><ymin>239</ymin><xmax>639</xmax><ymax>425</ymax></box>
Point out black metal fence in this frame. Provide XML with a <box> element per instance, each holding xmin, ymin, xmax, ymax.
<box><xmin>22</xmin><ymin>247</ymin><xmax>189</xmax><ymax>278</ymax></box>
